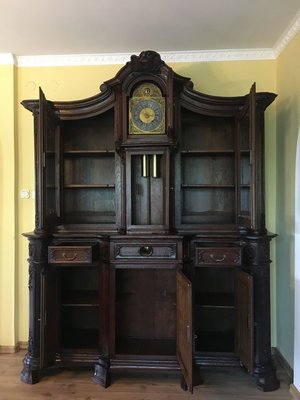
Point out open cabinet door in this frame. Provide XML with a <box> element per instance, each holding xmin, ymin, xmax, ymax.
<box><xmin>38</xmin><ymin>88</ymin><xmax>61</xmax><ymax>231</ymax></box>
<box><xmin>236</xmin><ymin>83</ymin><xmax>256</xmax><ymax>230</ymax></box>
<box><xmin>177</xmin><ymin>271</ymin><xmax>193</xmax><ymax>392</ymax></box>
<box><xmin>235</xmin><ymin>269</ymin><xmax>254</xmax><ymax>373</ymax></box>
<box><xmin>40</xmin><ymin>266</ymin><xmax>59</xmax><ymax>370</ymax></box>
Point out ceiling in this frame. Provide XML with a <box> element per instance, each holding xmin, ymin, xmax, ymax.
<box><xmin>0</xmin><ymin>0</ymin><xmax>300</xmax><ymax>58</ymax></box>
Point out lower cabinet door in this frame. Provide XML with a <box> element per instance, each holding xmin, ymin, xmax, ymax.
<box><xmin>235</xmin><ymin>269</ymin><xmax>254</xmax><ymax>373</ymax></box>
<box><xmin>176</xmin><ymin>271</ymin><xmax>193</xmax><ymax>392</ymax></box>
<box><xmin>40</xmin><ymin>267</ymin><xmax>59</xmax><ymax>370</ymax></box>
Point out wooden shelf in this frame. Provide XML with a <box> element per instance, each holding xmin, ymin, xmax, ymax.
<box><xmin>181</xmin><ymin>149</ymin><xmax>235</xmax><ymax>155</ymax></box>
<box><xmin>64</xmin><ymin>150</ymin><xmax>115</xmax><ymax>156</ymax></box>
<box><xmin>64</xmin><ymin>184</ymin><xmax>115</xmax><ymax>189</ymax></box>
<box><xmin>181</xmin><ymin>184</ymin><xmax>235</xmax><ymax>189</ymax></box>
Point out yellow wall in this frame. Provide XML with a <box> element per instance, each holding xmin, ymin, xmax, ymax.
<box><xmin>276</xmin><ymin>31</ymin><xmax>300</xmax><ymax>366</ymax></box>
<box><xmin>1</xmin><ymin>57</ymin><xmax>278</xmax><ymax>349</ymax></box>
<box><xmin>0</xmin><ymin>65</ymin><xmax>17</xmax><ymax>347</ymax></box>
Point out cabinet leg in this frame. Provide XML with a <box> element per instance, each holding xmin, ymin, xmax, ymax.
<box><xmin>256</xmin><ymin>364</ymin><xmax>280</xmax><ymax>392</ymax></box>
<box><xmin>92</xmin><ymin>356</ymin><xmax>110</xmax><ymax>388</ymax></box>
<box><xmin>20</xmin><ymin>353</ymin><xmax>40</xmax><ymax>384</ymax></box>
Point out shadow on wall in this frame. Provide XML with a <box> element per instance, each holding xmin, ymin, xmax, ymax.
<box><xmin>293</xmin><ymin>126</ymin><xmax>300</xmax><ymax>390</ymax></box>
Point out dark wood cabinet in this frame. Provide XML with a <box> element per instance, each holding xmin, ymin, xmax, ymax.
<box><xmin>21</xmin><ymin>51</ymin><xmax>279</xmax><ymax>392</ymax></box>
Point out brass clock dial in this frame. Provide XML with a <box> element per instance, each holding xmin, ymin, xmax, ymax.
<box><xmin>129</xmin><ymin>83</ymin><xmax>165</xmax><ymax>134</ymax></box>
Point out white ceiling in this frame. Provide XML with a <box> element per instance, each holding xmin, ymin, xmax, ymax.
<box><xmin>0</xmin><ymin>0</ymin><xmax>300</xmax><ymax>60</ymax></box>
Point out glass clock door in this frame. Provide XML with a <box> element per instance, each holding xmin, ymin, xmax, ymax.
<box><xmin>125</xmin><ymin>148</ymin><xmax>170</xmax><ymax>232</ymax></box>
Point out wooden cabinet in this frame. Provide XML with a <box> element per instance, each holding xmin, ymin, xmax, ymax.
<box><xmin>21</xmin><ymin>51</ymin><xmax>279</xmax><ymax>392</ymax></box>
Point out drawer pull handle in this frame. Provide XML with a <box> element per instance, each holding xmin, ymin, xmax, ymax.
<box><xmin>62</xmin><ymin>252</ymin><xmax>78</xmax><ymax>261</ymax></box>
<box><xmin>210</xmin><ymin>254</ymin><xmax>226</xmax><ymax>262</ymax></box>
<box><xmin>139</xmin><ymin>246</ymin><xmax>153</xmax><ymax>257</ymax></box>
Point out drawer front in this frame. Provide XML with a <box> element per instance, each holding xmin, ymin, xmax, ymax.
<box><xmin>195</xmin><ymin>247</ymin><xmax>241</xmax><ymax>266</ymax></box>
<box><xmin>113</xmin><ymin>243</ymin><xmax>177</xmax><ymax>259</ymax></box>
<box><xmin>48</xmin><ymin>245</ymin><xmax>94</xmax><ymax>265</ymax></box>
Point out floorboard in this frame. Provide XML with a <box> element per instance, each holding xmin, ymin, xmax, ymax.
<box><xmin>0</xmin><ymin>351</ymin><xmax>293</xmax><ymax>400</ymax></box>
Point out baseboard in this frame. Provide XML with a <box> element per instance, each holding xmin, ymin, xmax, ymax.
<box><xmin>0</xmin><ymin>341</ymin><xmax>28</xmax><ymax>354</ymax></box>
<box><xmin>18</xmin><ymin>341</ymin><xmax>28</xmax><ymax>350</ymax></box>
<box><xmin>0</xmin><ymin>345</ymin><xmax>19</xmax><ymax>354</ymax></box>
<box><xmin>290</xmin><ymin>384</ymin><xmax>300</xmax><ymax>399</ymax></box>
<box><xmin>272</xmin><ymin>347</ymin><xmax>293</xmax><ymax>383</ymax></box>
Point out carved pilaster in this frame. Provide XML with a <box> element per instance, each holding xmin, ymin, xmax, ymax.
<box><xmin>243</xmin><ymin>236</ymin><xmax>279</xmax><ymax>391</ymax></box>
<box><xmin>21</xmin><ymin>233</ymin><xmax>50</xmax><ymax>384</ymax></box>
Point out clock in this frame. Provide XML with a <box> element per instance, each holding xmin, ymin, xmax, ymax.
<box><xmin>129</xmin><ymin>83</ymin><xmax>165</xmax><ymax>134</ymax></box>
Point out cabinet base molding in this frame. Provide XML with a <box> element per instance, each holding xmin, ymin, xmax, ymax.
<box><xmin>290</xmin><ymin>384</ymin><xmax>300</xmax><ymax>399</ymax></box>
<box><xmin>195</xmin><ymin>353</ymin><xmax>240</xmax><ymax>367</ymax></box>
<box><xmin>55</xmin><ymin>351</ymin><xmax>98</xmax><ymax>366</ymax></box>
<box><xmin>111</xmin><ymin>357</ymin><xmax>181</xmax><ymax>371</ymax></box>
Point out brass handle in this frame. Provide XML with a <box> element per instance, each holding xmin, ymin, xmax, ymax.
<box><xmin>210</xmin><ymin>253</ymin><xmax>226</xmax><ymax>262</ymax></box>
<box><xmin>62</xmin><ymin>252</ymin><xmax>78</xmax><ymax>261</ymax></box>
<box><xmin>139</xmin><ymin>246</ymin><xmax>153</xmax><ymax>257</ymax></box>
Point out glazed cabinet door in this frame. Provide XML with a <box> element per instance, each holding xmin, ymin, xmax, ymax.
<box><xmin>38</xmin><ymin>88</ymin><xmax>61</xmax><ymax>231</ymax></box>
<box><xmin>236</xmin><ymin>84</ymin><xmax>256</xmax><ymax>230</ymax></box>
<box><xmin>40</xmin><ymin>266</ymin><xmax>59</xmax><ymax>370</ymax></box>
<box><xmin>235</xmin><ymin>269</ymin><xmax>254</xmax><ymax>373</ymax></box>
<box><xmin>177</xmin><ymin>271</ymin><xmax>193</xmax><ymax>392</ymax></box>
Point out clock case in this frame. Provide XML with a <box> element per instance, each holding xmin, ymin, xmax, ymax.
<box><xmin>21</xmin><ymin>51</ymin><xmax>279</xmax><ymax>393</ymax></box>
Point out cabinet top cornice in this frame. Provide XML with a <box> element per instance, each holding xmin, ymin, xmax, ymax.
<box><xmin>21</xmin><ymin>50</ymin><xmax>277</xmax><ymax>119</ymax></box>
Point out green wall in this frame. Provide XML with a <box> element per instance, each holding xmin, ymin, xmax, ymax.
<box><xmin>276</xmin><ymin>31</ymin><xmax>300</xmax><ymax>367</ymax></box>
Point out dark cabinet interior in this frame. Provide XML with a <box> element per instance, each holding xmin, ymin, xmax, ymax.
<box><xmin>21</xmin><ymin>51</ymin><xmax>279</xmax><ymax>392</ymax></box>
<box><xmin>61</xmin><ymin>109</ymin><xmax>117</xmax><ymax>226</ymax></box>
<box><xmin>115</xmin><ymin>268</ymin><xmax>176</xmax><ymax>356</ymax></box>
<box><xmin>60</xmin><ymin>266</ymin><xmax>100</xmax><ymax>349</ymax></box>
<box><xmin>194</xmin><ymin>266</ymin><xmax>236</xmax><ymax>353</ymax></box>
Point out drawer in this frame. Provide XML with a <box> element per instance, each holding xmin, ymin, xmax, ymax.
<box><xmin>195</xmin><ymin>247</ymin><xmax>241</xmax><ymax>266</ymax></box>
<box><xmin>113</xmin><ymin>243</ymin><xmax>177</xmax><ymax>259</ymax></box>
<box><xmin>48</xmin><ymin>243</ymin><xmax>98</xmax><ymax>265</ymax></box>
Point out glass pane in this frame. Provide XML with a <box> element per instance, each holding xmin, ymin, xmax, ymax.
<box><xmin>239</xmin><ymin>112</ymin><xmax>251</xmax><ymax>218</ymax></box>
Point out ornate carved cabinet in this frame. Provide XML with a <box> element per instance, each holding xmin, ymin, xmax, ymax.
<box><xmin>21</xmin><ymin>51</ymin><xmax>279</xmax><ymax>392</ymax></box>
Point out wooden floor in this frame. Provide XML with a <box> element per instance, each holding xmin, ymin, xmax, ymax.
<box><xmin>0</xmin><ymin>351</ymin><xmax>293</xmax><ymax>400</ymax></box>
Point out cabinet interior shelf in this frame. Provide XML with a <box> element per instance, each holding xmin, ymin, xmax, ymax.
<box><xmin>181</xmin><ymin>184</ymin><xmax>235</xmax><ymax>188</ymax></box>
<box><xmin>64</xmin><ymin>184</ymin><xmax>115</xmax><ymax>188</ymax></box>
<box><xmin>181</xmin><ymin>150</ymin><xmax>235</xmax><ymax>155</ymax></box>
<box><xmin>64</xmin><ymin>150</ymin><xmax>115</xmax><ymax>156</ymax></box>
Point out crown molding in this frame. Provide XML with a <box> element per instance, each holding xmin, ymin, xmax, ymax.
<box><xmin>0</xmin><ymin>53</ymin><xmax>16</xmax><ymax>65</ymax></box>
<box><xmin>15</xmin><ymin>48</ymin><xmax>277</xmax><ymax>67</ymax></box>
<box><xmin>273</xmin><ymin>10</ymin><xmax>300</xmax><ymax>57</ymax></box>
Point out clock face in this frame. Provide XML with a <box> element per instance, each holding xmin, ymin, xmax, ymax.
<box><xmin>129</xmin><ymin>83</ymin><xmax>165</xmax><ymax>135</ymax></box>
<box><xmin>131</xmin><ymin>99</ymin><xmax>163</xmax><ymax>133</ymax></box>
